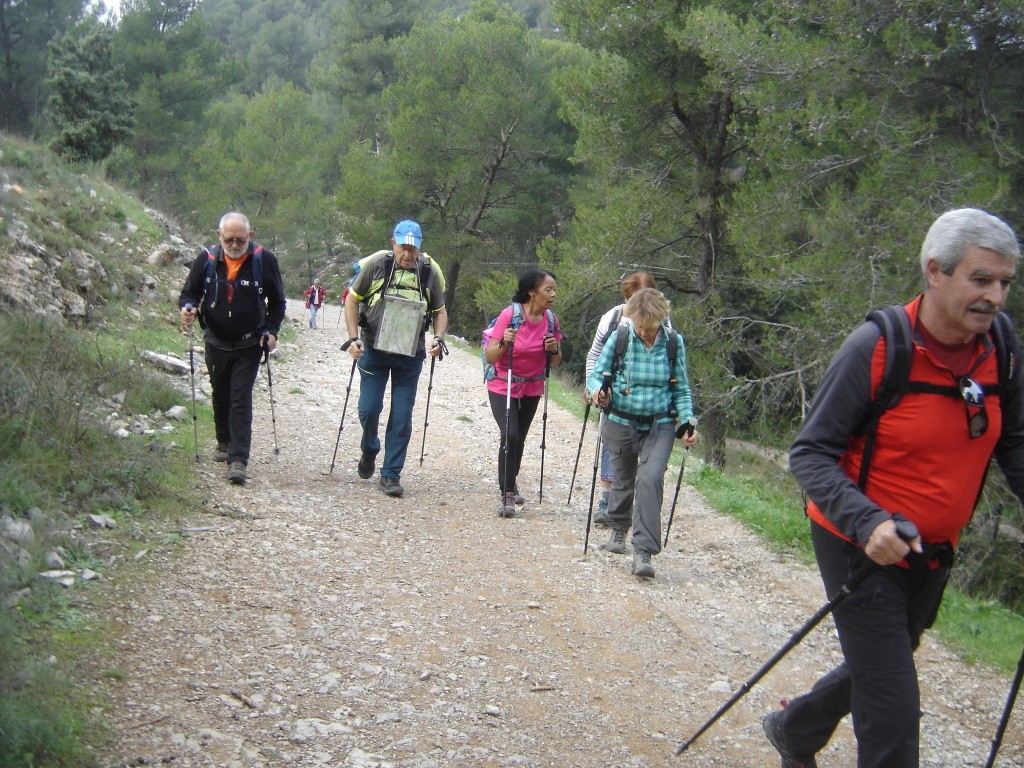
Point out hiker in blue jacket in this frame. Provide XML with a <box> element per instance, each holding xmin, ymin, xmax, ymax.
<box><xmin>179</xmin><ymin>212</ymin><xmax>286</xmax><ymax>485</ymax></box>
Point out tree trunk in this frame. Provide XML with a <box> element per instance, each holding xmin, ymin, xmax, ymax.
<box><xmin>443</xmin><ymin>259</ymin><xmax>461</xmax><ymax>333</ymax></box>
<box><xmin>701</xmin><ymin>404</ymin><xmax>727</xmax><ymax>470</ymax></box>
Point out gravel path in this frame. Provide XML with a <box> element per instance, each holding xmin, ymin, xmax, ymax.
<box><xmin>102</xmin><ymin>301</ymin><xmax>1022</xmax><ymax>767</ymax></box>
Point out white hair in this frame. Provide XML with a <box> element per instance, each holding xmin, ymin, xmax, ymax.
<box><xmin>218</xmin><ymin>211</ymin><xmax>251</xmax><ymax>231</ymax></box>
<box><xmin>920</xmin><ymin>208</ymin><xmax>1019</xmax><ymax>277</ymax></box>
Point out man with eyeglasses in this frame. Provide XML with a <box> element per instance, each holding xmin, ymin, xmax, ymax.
<box><xmin>764</xmin><ymin>208</ymin><xmax>1024</xmax><ymax>768</ymax></box>
<box><xmin>178</xmin><ymin>212</ymin><xmax>286</xmax><ymax>485</ymax></box>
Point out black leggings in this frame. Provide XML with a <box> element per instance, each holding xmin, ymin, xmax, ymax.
<box><xmin>488</xmin><ymin>391</ymin><xmax>540</xmax><ymax>493</ymax></box>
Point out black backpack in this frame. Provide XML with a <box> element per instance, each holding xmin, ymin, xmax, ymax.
<box><xmin>857</xmin><ymin>304</ymin><xmax>1020</xmax><ymax>489</ymax></box>
<box><xmin>604</xmin><ymin>321</ymin><xmax>681</xmax><ymax>422</ymax></box>
<box><xmin>197</xmin><ymin>244</ymin><xmax>266</xmax><ymax>329</ymax></box>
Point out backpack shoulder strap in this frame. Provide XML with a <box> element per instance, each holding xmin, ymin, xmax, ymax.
<box><xmin>608</xmin><ymin>321</ymin><xmax>630</xmax><ymax>382</ymax></box>
<box><xmin>866</xmin><ymin>304</ymin><xmax>912</xmax><ymax>412</ymax></box>
<box><xmin>598</xmin><ymin>307</ymin><xmax>622</xmax><ymax>348</ymax></box>
<box><xmin>510</xmin><ymin>302</ymin><xmax>524</xmax><ymax>329</ymax></box>
<box><xmin>665</xmin><ymin>326</ymin><xmax>680</xmax><ymax>417</ymax></box>
<box><xmin>992</xmin><ymin>311</ymin><xmax>1019</xmax><ymax>392</ymax></box>
<box><xmin>202</xmin><ymin>246</ymin><xmax>219</xmax><ymax>306</ymax></box>
<box><xmin>665</xmin><ymin>325</ymin><xmax>679</xmax><ymax>384</ymax></box>
<box><xmin>251</xmin><ymin>244</ymin><xmax>263</xmax><ymax>294</ymax></box>
<box><xmin>858</xmin><ymin>305</ymin><xmax>911</xmax><ymax>489</ymax></box>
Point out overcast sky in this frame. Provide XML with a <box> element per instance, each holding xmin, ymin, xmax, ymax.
<box><xmin>91</xmin><ymin>0</ymin><xmax>120</xmax><ymax>19</ymax></box>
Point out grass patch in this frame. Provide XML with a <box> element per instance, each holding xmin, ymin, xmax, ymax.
<box><xmin>935</xmin><ymin>591</ymin><xmax>1024</xmax><ymax>671</ymax></box>
<box><xmin>690</xmin><ymin>463</ymin><xmax>815</xmax><ymax>563</ymax></box>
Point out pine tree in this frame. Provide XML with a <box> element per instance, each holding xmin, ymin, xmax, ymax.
<box><xmin>46</xmin><ymin>23</ymin><xmax>134</xmax><ymax>161</ymax></box>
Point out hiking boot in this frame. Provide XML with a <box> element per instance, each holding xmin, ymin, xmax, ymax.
<box><xmin>379</xmin><ymin>476</ymin><xmax>404</xmax><ymax>497</ymax></box>
<box><xmin>357</xmin><ymin>451</ymin><xmax>375</xmax><ymax>479</ymax></box>
<box><xmin>226</xmin><ymin>462</ymin><xmax>247</xmax><ymax>485</ymax></box>
<box><xmin>632</xmin><ymin>550</ymin><xmax>655</xmax><ymax>578</ymax></box>
<box><xmin>763</xmin><ymin>709</ymin><xmax>817</xmax><ymax>768</ymax></box>
<box><xmin>593</xmin><ymin>497</ymin><xmax>611</xmax><ymax>528</ymax></box>
<box><xmin>600</xmin><ymin>527</ymin><xmax>628</xmax><ymax>554</ymax></box>
<box><xmin>512</xmin><ymin>485</ymin><xmax>525</xmax><ymax>505</ymax></box>
<box><xmin>213</xmin><ymin>443</ymin><xmax>230</xmax><ymax>462</ymax></box>
<box><xmin>497</xmin><ymin>491</ymin><xmax>517</xmax><ymax>518</ymax></box>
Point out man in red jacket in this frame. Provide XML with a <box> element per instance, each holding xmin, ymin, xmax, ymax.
<box><xmin>304</xmin><ymin>278</ymin><xmax>327</xmax><ymax>329</ymax></box>
<box><xmin>766</xmin><ymin>208</ymin><xmax>1024</xmax><ymax>768</ymax></box>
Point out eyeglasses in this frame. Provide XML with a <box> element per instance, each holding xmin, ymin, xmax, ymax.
<box><xmin>221</xmin><ymin>236</ymin><xmax>248</xmax><ymax>247</ymax></box>
<box><xmin>959</xmin><ymin>376</ymin><xmax>988</xmax><ymax>439</ymax></box>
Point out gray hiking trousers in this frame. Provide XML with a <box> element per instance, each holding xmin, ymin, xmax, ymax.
<box><xmin>601</xmin><ymin>419</ymin><xmax>674</xmax><ymax>555</ymax></box>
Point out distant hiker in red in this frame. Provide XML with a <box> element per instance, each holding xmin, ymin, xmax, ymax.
<box><xmin>304</xmin><ymin>278</ymin><xmax>327</xmax><ymax>329</ymax></box>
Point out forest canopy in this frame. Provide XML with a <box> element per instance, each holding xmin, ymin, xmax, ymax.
<box><xmin>5</xmin><ymin>0</ymin><xmax>1024</xmax><ymax>458</ymax></box>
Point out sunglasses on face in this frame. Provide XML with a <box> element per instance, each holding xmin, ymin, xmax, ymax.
<box><xmin>959</xmin><ymin>376</ymin><xmax>988</xmax><ymax>439</ymax></box>
<box><xmin>221</xmin><ymin>236</ymin><xmax>248</xmax><ymax>247</ymax></box>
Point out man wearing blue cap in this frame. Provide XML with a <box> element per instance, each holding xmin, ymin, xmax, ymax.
<box><xmin>343</xmin><ymin>220</ymin><xmax>447</xmax><ymax>497</ymax></box>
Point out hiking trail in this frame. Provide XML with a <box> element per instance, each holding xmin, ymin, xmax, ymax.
<box><xmin>101</xmin><ymin>300</ymin><xmax>1020</xmax><ymax>767</ymax></box>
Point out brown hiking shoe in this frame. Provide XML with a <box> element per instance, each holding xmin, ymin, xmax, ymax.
<box><xmin>214</xmin><ymin>443</ymin><xmax>230</xmax><ymax>462</ymax></box>
<box><xmin>600</xmin><ymin>527</ymin><xmax>628</xmax><ymax>554</ymax></box>
<box><xmin>763</xmin><ymin>709</ymin><xmax>817</xmax><ymax>768</ymax></box>
<box><xmin>497</xmin><ymin>491</ymin><xmax>517</xmax><ymax>518</ymax></box>
<box><xmin>512</xmin><ymin>485</ymin><xmax>526</xmax><ymax>505</ymax></box>
<box><xmin>227</xmin><ymin>462</ymin><xmax>247</xmax><ymax>485</ymax></box>
<box><xmin>379</xmin><ymin>476</ymin><xmax>404</xmax><ymax>497</ymax></box>
<box><xmin>632</xmin><ymin>550</ymin><xmax>655</xmax><ymax>578</ymax></box>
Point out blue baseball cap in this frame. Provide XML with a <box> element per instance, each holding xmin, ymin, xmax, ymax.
<box><xmin>393</xmin><ymin>220</ymin><xmax>422</xmax><ymax>249</ymax></box>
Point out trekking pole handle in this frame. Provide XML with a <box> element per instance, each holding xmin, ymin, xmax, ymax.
<box><xmin>842</xmin><ymin>513</ymin><xmax>920</xmax><ymax>594</ymax></box>
<box><xmin>891</xmin><ymin>512</ymin><xmax>919</xmax><ymax>543</ymax></box>
<box><xmin>675</xmin><ymin>416</ymin><xmax>698</xmax><ymax>440</ymax></box>
<box><xmin>595</xmin><ymin>372</ymin><xmax>612</xmax><ymax>412</ymax></box>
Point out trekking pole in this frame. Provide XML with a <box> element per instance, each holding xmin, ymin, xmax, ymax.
<box><xmin>538</xmin><ymin>345</ymin><xmax>552</xmax><ymax>504</ymax></box>
<box><xmin>502</xmin><ymin>341</ymin><xmax>516</xmax><ymax>508</ymax></box>
<box><xmin>419</xmin><ymin>338</ymin><xmax>448</xmax><ymax>466</ymax></box>
<box><xmin>329</xmin><ymin>347</ymin><xmax>358</xmax><ymax>474</ymax></box>
<box><xmin>184</xmin><ymin>305</ymin><xmax>200</xmax><ymax>462</ymax></box>
<box><xmin>262</xmin><ymin>343</ymin><xmax>280</xmax><ymax>456</ymax></box>
<box><xmin>984</xmin><ymin>644</ymin><xmax>1024</xmax><ymax>768</ymax></box>
<box><xmin>663</xmin><ymin>417</ymin><xmax>698</xmax><ymax>547</ymax></box>
<box><xmin>567</xmin><ymin>399</ymin><xmax>592</xmax><ymax>505</ymax></box>
<box><xmin>583</xmin><ymin>428</ymin><xmax>603</xmax><ymax>554</ymax></box>
<box><xmin>583</xmin><ymin>373</ymin><xmax>612</xmax><ymax>553</ymax></box>
<box><xmin>675</xmin><ymin>516</ymin><xmax>920</xmax><ymax>756</ymax></box>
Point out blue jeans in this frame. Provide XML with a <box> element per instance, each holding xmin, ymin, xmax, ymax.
<box><xmin>309</xmin><ymin>304</ymin><xmax>320</xmax><ymax>328</ymax></box>
<box><xmin>357</xmin><ymin>345</ymin><xmax>425</xmax><ymax>480</ymax></box>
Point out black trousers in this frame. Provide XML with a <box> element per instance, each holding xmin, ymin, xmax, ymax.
<box><xmin>488</xmin><ymin>390</ymin><xmax>540</xmax><ymax>493</ymax></box>
<box><xmin>205</xmin><ymin>343</ymin><xmax>263</xmax><ymax>465</ymax></box>
<box><xmin>778</xmin><ymin>523</ymin><xmax>951</xmax><ymax>768</ymax></box>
